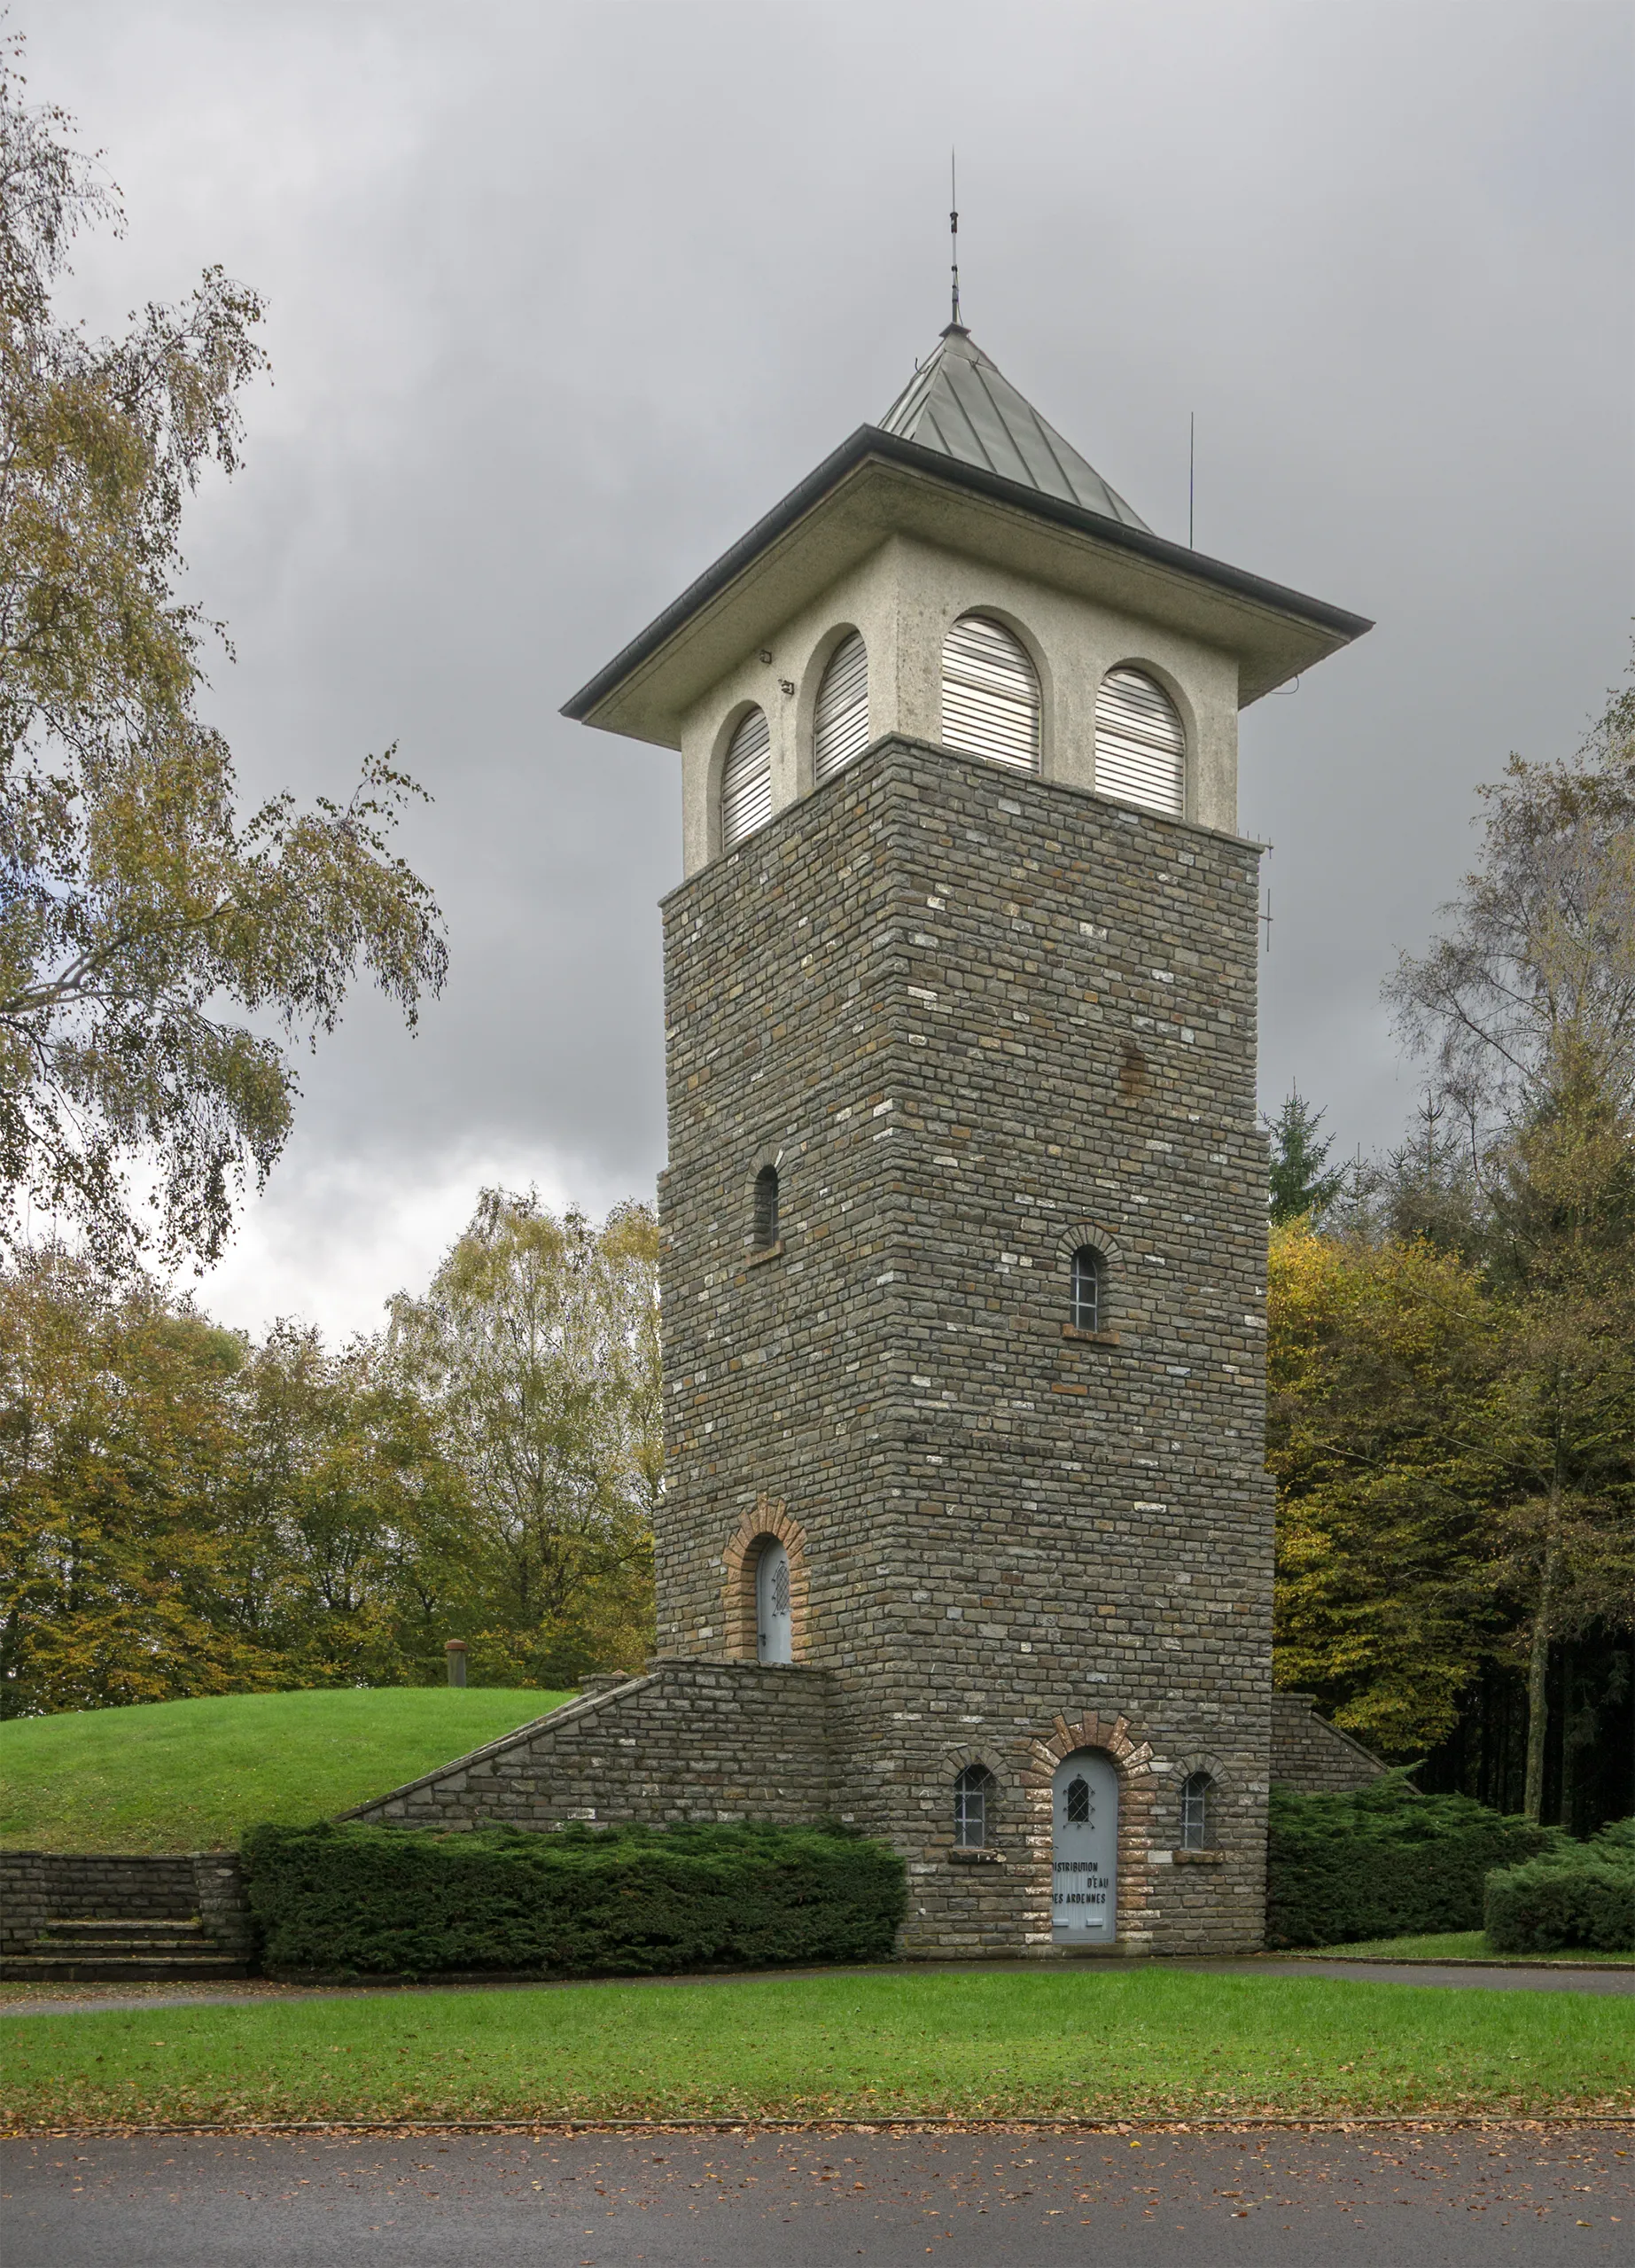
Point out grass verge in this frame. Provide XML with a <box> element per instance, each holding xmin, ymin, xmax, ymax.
<box><xmin>1296</xmin><ymin>1932</ymin><xmax>1635</xmax><ymax>1966</ymax></box>
<box><xmin>0</xmin><ymin>1688</ymin><xmax>570</xmax><ymax>1853</ymax></box>
<box><xmin>3</xmin><ymin>1968</ymin><xmax>1631</xmax><ymax>2132</ymax></box>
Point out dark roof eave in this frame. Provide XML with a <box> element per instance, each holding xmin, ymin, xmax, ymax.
<box><xmin>560</xmin><ymin>425</ymin><xmax>1373</xmax><ymax>723</ymax></box>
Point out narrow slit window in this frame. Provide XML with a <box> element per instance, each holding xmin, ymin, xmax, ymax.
<box><xmin>1094</xmin><ymin>667</ymin><xmax>1185</xmax><ymax>817</ymax></box>
<box><xmin>954</xmin><ymin>1764</ymin><xmax>997</xmax><ymax>1849</ymax></box>
<box><xmin>752</xmin><ymin>1165</ymin><xmax>779</xmax><ymax>1248</ymax></box>
<box><xmin>1180</xmin><ymin>1771</ymin><xmax>1214</xmax><ymax>1850</ymax></box>
<box><xmin>940</xmin><ymin>615</ymin><xmax>1040</xmax><ymax>774</ymax></box>
<box><xmin>720</xmin><ymin>705</ymin><xmax>773</xmax><ymax>850</ymax></box>
<box><xmin>814</xmin><ymin>631</ymin><xmax>869</xmax><ymax>783</ymax></box>
<box><xmin>1070</xmin><ymin>1245</ymin><xmax>1103</xmax><ymax>1333</ymax></box>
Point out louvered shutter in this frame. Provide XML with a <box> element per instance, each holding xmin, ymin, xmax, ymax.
<box><xmin>940</xmin><ymin>615</ymin><xmax>1040</xmax><ymax>773</ymax></box>
<box><xmin>814</xmin><ymin>631</ymin><xmax>869</xmax><ymax>783</ymax></box>
<box><xmin>720</xmin><ymin>705</ymin><xmax>772</xmax><ymax>850</ymax></box>
<box><xmin>1094</xmin><ymin>667</ymin><xmax>1185</xmax><ymax>817</ymax></box>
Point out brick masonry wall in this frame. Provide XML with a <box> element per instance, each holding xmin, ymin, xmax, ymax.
<box><xmin>344</xmin><ymin>1664</ymin><xmax>834</xmax><ymax>1830</ymax></box>
<box><xmin>1269</xmin><ymin>1692</ymin><xmax>1385</xmax><ymax>1795</ymax></box>
<box><xmin>0</xmin><ymin>1853</ymin><xmax>250</xmax><ymax>1960</ymax></box>
<box><xmin>656</xmin><ymin>736</ymin><xmax>1274</xmax><ymax>1956</ymax></box>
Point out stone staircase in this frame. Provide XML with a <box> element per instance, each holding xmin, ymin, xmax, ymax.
<box><xmin>0</xmin><ymin>1852</ymin><xmax>253</xmax><ymax>1984</ymax></box>
<box><xmin>5</xmin><ymin>1915</ymin><xmax>251</xmax><ymax>1984</ymax></box>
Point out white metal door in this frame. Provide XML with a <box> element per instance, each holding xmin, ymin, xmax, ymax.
<box><xmin>756</xmin><ymin>1539</ymin><xmax>792</xmax><ymax>1665</ymax></box>
<box><xmin>1051</xmin><ymin>1749</ymin><xmax>1118</xmax><ymax>1942</ymax></box>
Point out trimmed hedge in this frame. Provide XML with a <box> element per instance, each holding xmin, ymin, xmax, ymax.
<box><xmin>1266</xmin><ymin>1774</ymin><xmax>1557</xmax><ymax>1948</ymax></box>
<box><xmin>240</xmin><ymin>1818</ymin><xmax>907</xmax><ymax>1980</ymax></box>
<box><xmin>1485</xmin><ymin>1819</ymin><xmax>1635</xmax><ymax>1953</ymax></box>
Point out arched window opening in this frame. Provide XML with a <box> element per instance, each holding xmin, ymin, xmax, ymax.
<box><xmin>1070</xmin><ymin>1245</ymin><xmax>1103</xmax><ymax>1333</ymax></box>
<box><xmin>954</xmin><ymin>1764</ymin><xmax>997</xmax><ymax>1849</ymax></box>
<box><xmin>1094</xmin><ymin>667</ymin><xmax>1186</xmax><ymax>817</ymax></box>
<box><xmin>940</xmin><ymin>615</ymin><xmax>1040</xmax><ymax>775</ymax></box>
<box><xmin>814</xmin><ymin>631</ymin><xmax>869</xmax><ymax>783</ymax></box>
<box><xmin>752</xmin><ymin>1164</ymin><xmax>780</xmax><ymax>1249</ymax></box>
<box><xmin>755</xmin><ymin>1538</ymin><xmax>792</xmax><ymax>1665</ymax></box>
<box><xmin>1180</xmin><ymin>1770</ymin><xmax>1214</xmax><ymax>1850</ymax></box>
<box><xmin>720</xmin><ymin>705</ymin><xmax>773</xmax><ymax>851</ymax></box>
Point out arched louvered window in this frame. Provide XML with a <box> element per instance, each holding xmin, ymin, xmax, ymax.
<box><xmin>814</xmin><ymin>631</ymin><xmax>869</xmax><ymax>783</ymax></box>
<box><xmin>1070</xmin><ymin>1245</ymin><xmax>1103</xmax><ymax>1333</ymax></box>
<box><xmin>954</xmin><ymin>1763</ymin><xmax>997</xmax><ymax>1849</ymax></box>
<box><xmin>1094</xmin><ymin>667</ymin><xmax>1186</xmax><ymax>817</ymax></box>
<box><xmin>940</xmin><ymin>615</ymin><xmax>1040</xmax><ymax>774</ymax></box>
<box><xmin>720</xmin><ymin>705</ymin><xmax>772</xmax><ymax>851</ymax></box>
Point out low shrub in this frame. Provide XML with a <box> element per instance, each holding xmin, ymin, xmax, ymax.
<box><xmin>1485</xmin><ymin>1819</ymin><xmax>1635</xmax><ymax>1953</ymax></box>
<box><xmin>241</xmin><ymin>1818</ymin><xmax>907</xmax><ymax>1980</ymax></box>
<box><xmin>1265</xmin><ymin>1773</ymin><xmax>1557</xmax><ymax>1948</ymax></box>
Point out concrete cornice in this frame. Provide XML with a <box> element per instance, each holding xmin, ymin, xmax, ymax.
<box><xmin>562</xmin><ymin>427</ymin><xmax>1373</xmax><ymax>746</ymax></box>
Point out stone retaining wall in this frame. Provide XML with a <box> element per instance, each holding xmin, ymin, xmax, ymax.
<box><xmin>0</xmin><ymin>1851</ymin><xmax>252</xmax><ymax>1960</ymax></box>
<box><xmin>343</xmin><ymin>1661</ymin><xmax>835</xmax><ymax>1830</ymax></box>
<box><xmin>1270</xmin><ymin>1692</ymin><xmax>1384</xmax><ymax>1795</ymax></box>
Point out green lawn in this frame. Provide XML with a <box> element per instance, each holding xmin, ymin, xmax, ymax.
<box><xmin>0</xmin><ymin>1687</ymin><xmax>570</xmax><ymax>1853</ymax></box>
<box><xmin>1297</xmin><ymin>1931</ymin><xmax>1635</xmax><ymax>1965</ymax></box>
<box><xmin>3</xmin><ymin>1968</ymin><xmax>1631</xmax><ymax>2131</ymax></box>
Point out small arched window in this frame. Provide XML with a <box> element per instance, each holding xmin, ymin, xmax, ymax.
<box><xmin>752</xmin><ymin>1164</ymin><xmax>779</xmax><ymax>1249</ymax></box>
<box><xmin>954</xmin><ymin>1763</ymin><xmax>997</xmax><ymax>1849</ymax></box>
<box><xmin>756</xmin><ymin>1538</ymin><xmax>792</xmax><ymax>1664</ymax></box>
<box><xmin>1069</xmin><ymin>1245</ymin><xmax>1103</xmax><ymax>1333</ymax></box>
<box><xmin>720</xmin><ymin>705</ymin><xmax>773</xmax><ymax>851</ymax></box>
<box><xmin>1180</xmin><ymin>1770</ymin><xmax>1214</xmax><ymax>1850</ymax></box>
<box><xmin>940</xmin><ymin>615</ymin><xmax>1040</xmax><ymax>775</ymax></box>
<box><xmin>814</xmin><ymin>631</ymin><xmax>869</xmax><ymax>783</ymax></box>
<box><xmin>1094</xmin><ymin>667</ymin><xmax>1186</xmax><ymax>817</ymax></box>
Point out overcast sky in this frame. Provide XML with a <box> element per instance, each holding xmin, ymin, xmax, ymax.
<box><xmin>32</xmin><ymin>0</ymin><xmax>1635</xmax><ymax>1340</ymax></box>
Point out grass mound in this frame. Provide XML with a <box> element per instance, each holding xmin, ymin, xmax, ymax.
<box><xmin>0</xmin><ymin>1687</ymin><xmax>570</xmax><ymax>1853</ymax></box>
<box><xmin>3</xmin><ymin>1968</ymin><xmax>1630</xmax><ymax>2130</ymax></box>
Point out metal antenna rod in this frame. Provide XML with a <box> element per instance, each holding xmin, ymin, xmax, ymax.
<box><xmin>949</xmin><ymin>151</ymin><xmax>961</xmax><ymax>328</ymax></box>
<box><xmin>1188</xmin><ymin>411</ymin><xmax>1195</xmax><ymax>549</ymax></box>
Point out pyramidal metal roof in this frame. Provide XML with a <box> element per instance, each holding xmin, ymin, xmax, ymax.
<box><xmin>878</xmin><ymin>324</ymin><xmax>1151</xmax><ymax>534</ymax></box>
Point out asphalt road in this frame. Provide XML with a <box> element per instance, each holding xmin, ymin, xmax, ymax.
<box><xmin>4</xmin><ymin>2127</ymin><xmax>1631</xmax><ymax>2264</ymax></box>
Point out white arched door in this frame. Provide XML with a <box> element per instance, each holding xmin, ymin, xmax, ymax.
<box><xmin>1051</xmin><ymin>1749</ymin><xmax>1118</xmax><ymax>1943</ymax></box>
<box><xmin>756</xmin><ymin>1539</ymin><xmax>792</xmax><ymax>1665</ymax></box>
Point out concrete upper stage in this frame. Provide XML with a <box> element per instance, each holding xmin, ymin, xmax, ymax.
<box><xmin>563</xmin><ymin>432</ymin><xmax>1370</xmax><ymax>878</ymax></box>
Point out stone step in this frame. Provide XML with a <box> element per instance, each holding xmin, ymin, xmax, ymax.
<box><xmin>0</xmin><ymin>1952</ymin><xmax>252</xmax><ymax>1983</ymax></box>
<box><xmin>36</xmin><ymin>1933</ymin><xmax>214</xmax><ymax>1956</ymax></box>
<box><xmin>40</xmin><ymin>1918</ymin><xmax>206</xmax><ymax>1942</ymax></box>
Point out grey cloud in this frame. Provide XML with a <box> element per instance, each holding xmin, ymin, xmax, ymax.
<box><xmin>32</xmin><ymin>0</ymin><xmax>1635</xmax><ymax>1329</ymax></box>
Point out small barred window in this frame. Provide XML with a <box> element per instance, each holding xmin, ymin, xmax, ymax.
<box><xmin>1180</xmin><ymin>1770</ymin><xmax>1214</xmax><ymax>1850</ymax></box>
<box><xmin>1070</xmin><ymin>1245</ymin><xmax>1103</xmax><ymax>1333</ymax></box>
<box><xmin>752</xmin><ymin>1165</ymin><xmax>779</xmax><ymax>1249</ymax></box>
<box><xmin>954</xmin><ymin>1764</ymin><xmax>996</xmax><ymax>1849</ymax></box>
<box><xmin>1063</xmin><ymin>1773</ymin><xmax>1092</xmax><ymax>1826</ymax></box>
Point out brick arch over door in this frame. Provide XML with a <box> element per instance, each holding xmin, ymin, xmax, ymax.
<box><xmin>721</xmin><ymin>1498</ymin><xmax>811</xmax><ymax>1663</ymax></box>
<box><xmin>1017</xmin><ymin>1709</ymin><xmax>1158</xmax><ymax>1946</ymax></box>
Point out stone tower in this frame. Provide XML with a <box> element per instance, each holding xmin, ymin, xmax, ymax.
<box><xmin>557</xmin><ymin>324</ymin><xmax>1371</xmax><ymax>1957</ymax></box>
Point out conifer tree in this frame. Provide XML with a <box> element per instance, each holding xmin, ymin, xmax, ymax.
<box><xmin>1265</xmin><ymin>1088</ymin><xmax>1348</xmax><ymax>1225</ymax></box>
